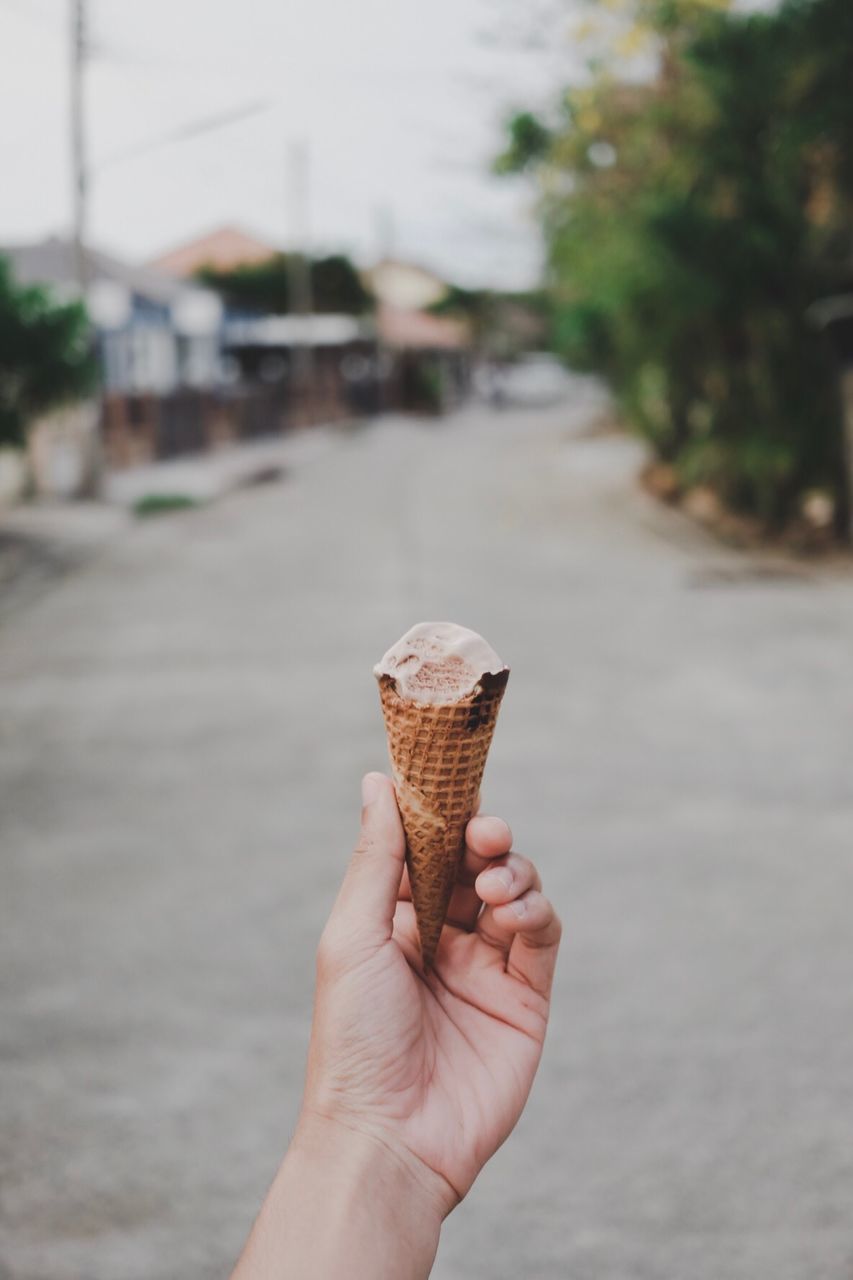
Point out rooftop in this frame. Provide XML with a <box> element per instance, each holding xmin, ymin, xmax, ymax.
<box><xmin>149</xmin><ymin>225</ymin><xmax>278</xmax><ymax>279</ymax></box>
<box><xmin>1</xmin><ymin>235</ymin><xmax>180</xmax><ymax>306</ymax></box>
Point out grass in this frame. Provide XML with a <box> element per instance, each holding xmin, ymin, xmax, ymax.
<box><xmin>133</xmin><ymin>493</ymin><xmax>199</xmax><ymax>518</ymax></box>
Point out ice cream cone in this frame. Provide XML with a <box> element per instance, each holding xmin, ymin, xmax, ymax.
<box><xmin>377</xmin><ymin>667</ymin><xmax>509</xmax><ymax>968</ymax></box>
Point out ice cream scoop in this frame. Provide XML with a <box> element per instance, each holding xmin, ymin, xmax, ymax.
<box><xmin>375</xmin><ymin>622</ymin><xmax>509</xmax><ymax>968</ymax></box>
<box><xmin>374</xmin><ymin>621</ymin><xmax>507</xmax><ymax>705</ymax></box>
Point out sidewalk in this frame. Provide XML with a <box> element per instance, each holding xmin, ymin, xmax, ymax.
<box><xmin>0</xmin><ymin>425</ymin><xmax>346</xmax><ymax>623</ymax></box>
<box><xmin>103</xmin><ymin>425</ymin><xmax>343</xmax><ymax>508</ymax></box>
<box><xmin>0</xmin><ymin>501</ymin><xmax>127</xmax><ymax>624</ymax></box>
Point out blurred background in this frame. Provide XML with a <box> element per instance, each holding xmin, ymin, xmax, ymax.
<box><xmin>2</xmin><ymin>1</ymin><xmax>853</xmax><ymax>1277</ymax></box>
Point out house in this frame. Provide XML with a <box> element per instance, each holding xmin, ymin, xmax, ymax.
<box><xmin>2</xmin><ymin>236</ymin><xmax>235</xmax><ymax>469</ymax></box>
<box><xmin>363</xmin><ymin>258</ymin><xmax>472</xmax><ymax>412</ymax></box>
<box><xmin>222</xmin><ymin>313</ymin><xmax>380</xmax><ymax>422</ymax></box>
<box><xmin>363</xmin><ymin>259</ymin><xmax>448</xmax><ymax>312</ymax></box>
<box><xmin>150</xmin><ymin>229</ymin><xmax>390</xmax><ymax>420</ymax></box>
<box><xmin>1</xmin><ymin>236</ymin><xmax>223</xmax><ymax>395</ymax></box>
<box><xmin>149</xmin><ymin>225</ymin><xmax>277</xmax><ymax>278</ymax></box>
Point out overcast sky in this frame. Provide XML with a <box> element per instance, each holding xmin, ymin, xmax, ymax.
<box><xmin>0</xmin><ymin>0</ymin><xmax>584</xmax><ymax>288</ymax></box>
<box><xmin>0</xmin><ymin>0</ymin><xmax>778</xmax><ymax>288</ymax></box>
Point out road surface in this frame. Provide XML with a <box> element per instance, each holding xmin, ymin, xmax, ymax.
<box><xmin>2</xmin><ymin>391</ymin><xmax>853</xmax><ymax>1279</ymax></box>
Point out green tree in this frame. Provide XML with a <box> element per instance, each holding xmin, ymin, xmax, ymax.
<box><xmin>311</xmin><ymin>255</ymin><xmax>373</xmax><ymax>315</ymax></box>
<box><xmin>0</xmin><ymin>257</ymin><xmax>95</xmax><ymax>448</ymax></box>
<box><xmin>500</xmin><ymin>0</ymin><xmax>853</xmax><ymax>530</ymax></box>
<box><xmin>197</xmin><ymin>252</ymin><xmax>372</xmax><ymax>315</ymax></box>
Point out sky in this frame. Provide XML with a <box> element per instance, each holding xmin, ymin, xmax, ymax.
<box><xmin>0</xmin><ymin>0</ymin><xmax>581</xmax><ymax>289</ymax></box>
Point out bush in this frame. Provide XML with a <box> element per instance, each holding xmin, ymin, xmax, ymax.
<box><xmin>197</xmin><ymin>253</ymin><xmax>372</xmax><ymax>316</ymax></box>
<box><xmin>0</xmin><ymin>257</ymin><xmax>95</xmax><ymax>447</ymax></box>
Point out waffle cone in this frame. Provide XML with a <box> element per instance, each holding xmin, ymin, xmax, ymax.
<box><xmin>377</xmin><ymin>669</ymin><xmax>509</xmax><ymax>968</ymax></box>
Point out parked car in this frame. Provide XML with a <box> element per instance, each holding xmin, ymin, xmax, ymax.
<box><xmin>499</xmin><ymin>353</ymin><xmax>572</xmax><ymax>407</ymax></box>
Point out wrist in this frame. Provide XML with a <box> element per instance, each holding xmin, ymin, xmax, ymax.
<box><xmin>232</xmin><ymin>1111</ymin><xmax>445</xmax><ymax>1280</ymax></box>
<box><xmin>292</xmin><ymin>1105</ymin><xmax>450</xmax><ymax>1213</ymax></box>
<box><xmin>234</xmin><ymin>1111</ymin><xmax>446</xmax><ymax>1280</ymax></box>
<box><xmin>291</xmin><ymin>1108</ymin><xmax>452</xmax><ymax>1230</ymax></box>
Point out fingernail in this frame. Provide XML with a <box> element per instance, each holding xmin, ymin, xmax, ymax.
<box><xmin>485</xmin><ymin>868</ymin><xmax>513</xmax><ymax>893</ymax></box>
<box><xmin>361</xmin><ymin>774</ymin><xmax>381</xmax><ymax>807</ymax></box>
<box><xmin>510</xmin><ymin>895</ymin><xmax>527</xmax><ymax>918</ymax></box>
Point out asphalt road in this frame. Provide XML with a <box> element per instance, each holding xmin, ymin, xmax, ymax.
<box><xmin>2</xmin><ymin>391</ymin><xmax>853</xmax><ymax>1279</ymax></box>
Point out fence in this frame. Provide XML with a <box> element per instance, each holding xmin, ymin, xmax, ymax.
<box><xmin>101</xmin><ymin>381</ymin><xmax>348</xmax><ymax>469</ymax></box>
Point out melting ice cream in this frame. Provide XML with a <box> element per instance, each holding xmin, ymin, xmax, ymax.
<box><xmin>374</xmin><ymin>621</ymin><xmax>508</xmax><ymax>705</ymax></box>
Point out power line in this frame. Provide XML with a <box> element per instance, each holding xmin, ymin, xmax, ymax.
<box><xmin>0</xmin><ymin>0</ymin><xmax>60</xmax><ymax>26</ymax></box>
<box><xmin>95</xmin><ymin>100</ymin><xmax>270</xmax><ymax>173</ymax></box>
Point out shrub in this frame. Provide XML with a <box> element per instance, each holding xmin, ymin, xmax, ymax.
<box><xmin>0</xmin><ymin>257</ymin><xmax>95</xmax><ymax>447</ymax></box>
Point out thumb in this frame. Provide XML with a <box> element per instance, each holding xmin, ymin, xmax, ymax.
<box><xmin>330</xmin><ymin>773</ymin><xmax>406</xmax><ymax>944</ymax></box>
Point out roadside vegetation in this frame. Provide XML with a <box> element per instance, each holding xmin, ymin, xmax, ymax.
<box><xmin>132</xmin><ymin>493</ymin><xmax>199</xmax><ymax>518</ymax></box>
<box><xmin>498</xmin><ymin>0</ymin><xmax>853</xmax><ymax>538</ymax></box>
<box><xmin>0</xmin><ymin>258</ymin><xmax>95</xmax><ymax>448</ymax></box>
<box><xmin>195</xmin><ymin>254</ymin><xmax>373</xmax><ymax>316</ymax></box>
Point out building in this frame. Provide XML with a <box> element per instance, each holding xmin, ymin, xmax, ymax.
<box><xmin>363</xmin><ymin>259</ymin><xmax>448</xmax><ymax>312</ymax></box>
<box><xmin>222</xmin><ymin>313</ymin><xmax>380</xmax><ymax>422</ymax></box>
<box><xmin>149</xmin><ymin>225</ymin><xmax>277</xmax><ymax>279</ymax></box>
<box><xmin>1</xmin><ymin>236</ymin><xmax>223</xmax><ymax>395</ymax></box>
<box><xmin>364</xmin><ymin>258</ymin><xmax>472</xmax><ymax>412</ymax></box>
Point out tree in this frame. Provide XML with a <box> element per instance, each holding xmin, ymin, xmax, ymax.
<box><xmin>197</xmin><ymin>253</ymin><xmax>372</xmax><ymax>316</ymax></box>
<box><xmin>499</xmin><ymin>0</ymin><xmax>853</xmax><ymax>531</ymax></box>
<box><xmin>0</xmin><ymin>258</ymin><xmax>95</xmax><ymax>448</ymax></box>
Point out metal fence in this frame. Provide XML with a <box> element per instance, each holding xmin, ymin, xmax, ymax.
<box><xmin>102</xmin><ymin>385</ymin><xmax>308</xmax><ymax>468</ymax></box>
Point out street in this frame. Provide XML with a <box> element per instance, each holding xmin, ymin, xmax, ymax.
<box><xmin>2</xmin><ymin>390</ymin><xmax>853</xmax><ymax>1279</ymax></box>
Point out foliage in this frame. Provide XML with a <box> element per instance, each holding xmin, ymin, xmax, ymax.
<box><xmin>409</xmin><ymin>361</ymin><xmax>444</xmax><ymax>414</ymax></box>
<box><xmin>0</xmin><ymin>257</ymin><xmax>95</xmax><ymax>448</ymax></box>
<box><xmin>197</xmin><ymin>253</ymin><xmax>372</xmax><ymax>316</ymax></box>
<box><xmin>133</xmin><ymin>493</ymin><xmax>199</xmax><ymax>517</ymax></box>
<box><xmin>499</xmin><ymin>0</ymin><xmax>853</xmax><ymax>529</ymax></box>
<box><xmin>493</xmin><ymin>112</ymin><xmax>552</xmax><ymax>175</ymax></box>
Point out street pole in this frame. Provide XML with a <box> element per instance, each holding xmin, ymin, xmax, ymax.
<box><xmin>70</xmin><ymin>0</ymin><xmax>88</xmax><ymax>292</ymax></box>
<box><xmin>286</xmin><ymin>140</ymin><xmax>314</xmax><ymax>423</ymax></box>
<box><xmin>374</xmin><ymin>203</ymin><xmax>396</xmax><ymax>261</ymax></box>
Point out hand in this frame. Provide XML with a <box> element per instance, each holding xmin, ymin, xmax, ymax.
<box><xmin>231</xmin><ymin>774</ymin><xmax>561</xmax><ymax>1279</ymax></box>
<box><xmin>301</xmin><ymin>772</ymin><xmax>561</xmax><ymax>1216</ymax></box>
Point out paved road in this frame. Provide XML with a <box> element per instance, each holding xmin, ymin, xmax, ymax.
<box><xmin>2</xmin><ymin>392</ymin><xmax>853</xmax><ymax>1280</ymax></box>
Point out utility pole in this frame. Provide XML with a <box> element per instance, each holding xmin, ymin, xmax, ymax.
<box><xmin>374</xmin><ymin>203</ymin><xmax>396</xmax><ymax>261</ymax></box>
<box><xmin>70</xmin><ymin>0</ymin><xmax>88</xmax><ymax>292</ymax></box>
<box><xmin>286</xmin><ymin>140</ymin><xmax>314</xmax><ymax>422</ymax></box>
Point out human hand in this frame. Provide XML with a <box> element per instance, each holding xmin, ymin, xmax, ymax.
<box><xmin>231</xmin><ymin>774</ymin><xmax>560</xmax><ymax>1279</ymax></box>
<box><xmin>299</xmin><ymin>771</ymin><xmax>561</xmax><ymax>1219</ymax></box>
